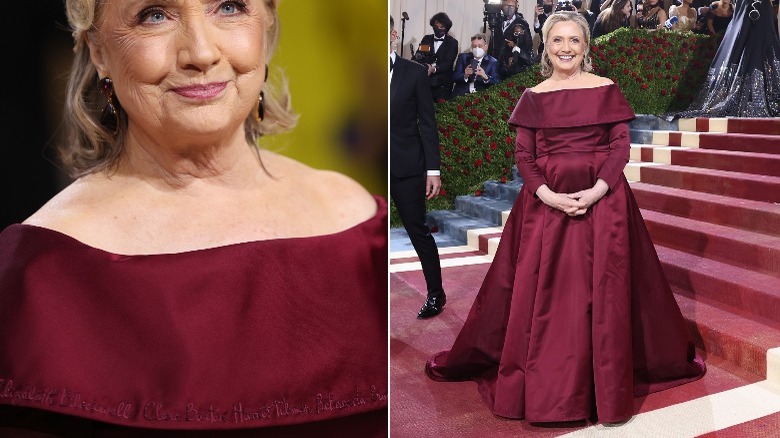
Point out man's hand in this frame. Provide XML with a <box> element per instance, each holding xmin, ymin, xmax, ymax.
<box><xmin>475</xmin><ymin>66</ymin><xmax>488</xmax><ymax>80</ymax></box>
<box><xmin>427</xmin><ymin>64</ymin><xmax>435</xmax><ymax>75</ymax></box>
<box><xmin>534</xmin><ymin>5</ymin><xmax>544</xmax><ymax>16</ymax></box>
<box><xmin>426</xmin><ymin>176</ymin><xmax>441</xmax><ymax>200</ymax></box>
<box><xmin>465</xmin><ymin>65</ymin><xmax>474</xmax><ymax>76</ymax></box>
<box><xmin>505</xmin><ymin>39</ymin><xmax>516</xmax><ymax>49</ymax></box>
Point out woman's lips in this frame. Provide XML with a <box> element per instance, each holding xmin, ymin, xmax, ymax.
<box><xmin>172</xmin><ymin>82</ymin><xmax>227</xmax><ymax>99</ymax></box>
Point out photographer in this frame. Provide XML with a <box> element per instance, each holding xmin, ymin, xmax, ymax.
<box><xmin>533</xmin><ymin>0</ymin><xmax>554</xmax><ymax>57</ymax></box>
<box><xmin>413</xmin><ymin>12</ymin><xmax>459</xmax><ymax>102</ymax></box>
<box><xmin>452</xmin><ymin>34</ymin><xmax>500</xmax><ymax>97</ymax></box>
<box><xmin>499</xmin><ymin>23</ymin><xmax>535</xmax><ymax>78</ymax></box>
<box><xmin>489</xmin><ymin>0</ymin><xmax>532</xmax><ymax>58</ymax></box>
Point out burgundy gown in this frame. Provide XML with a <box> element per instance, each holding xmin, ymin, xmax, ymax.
<box><xmin>426</xmin><ymin>85</ymin><xmax>705</xmax><ymax>423</ymax></box>
<box><xmin>0</xmin><ymin>197</ymin><xmax>387</xmax><ymax>437</ymax></box>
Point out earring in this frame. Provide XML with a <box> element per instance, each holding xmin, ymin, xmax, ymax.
<box><xmin>255</xmin><ymin>91</ymin><xmax>265</xmax><ymax>121</ymax></box>
<box><xmin>255</xmin><ymin>65</ymin><xmax>269</xmax><ymax>122</ymax></box>
<box><xmin>99</xmin><ymin>77</ymin><xmax>119</xmax><ymax>135</ymax></box>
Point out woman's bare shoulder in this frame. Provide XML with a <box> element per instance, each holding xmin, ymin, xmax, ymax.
<box><xmin>22</xmin><ymin>175</ymin><xmax>107</xmax><ymax>231</ymax></box>
<box><xmin>583</xmin><ymin>72</ymin><xmax>614</xmax><ymax>87</ymax></box>
<box><xmin>261</xmin><ymin>151</ymin><xmax>378</xmax><ymax>228</ymax></box>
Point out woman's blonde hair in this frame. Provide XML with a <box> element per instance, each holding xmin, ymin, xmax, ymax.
<box><xmin>539</xmin><ymin>11</ymin><xmax>593</xmax><ymax>78</ymax></box>
<box><xmin>62</xmin><ymin>0</ymin><xmax>297</xmax><ymax>177</ymax></box>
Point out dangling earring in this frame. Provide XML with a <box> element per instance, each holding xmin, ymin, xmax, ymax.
<box><xmin>255</xmin><ymin>65</ymin><xmax>269</xmax><ymax>122</ymax></box>
<box><xmin>99</xmin><ymin>77</ymin><xmax>119</xmax><ymax>135</ymax></box>
<box><xmin>255</xmin><ymin>91</ymin><xmax>265</xmax><ymax>122</ymax></box>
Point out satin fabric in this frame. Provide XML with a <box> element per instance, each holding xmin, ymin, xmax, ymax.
<box><xmin>426</xmin><ymin>85</ymin><xmax>705</xmax><ymax>423</ymax></box>
<box><xmin>0</xmin><ymin>197</ymin><xmax>387</xmax><ymax>436</ymax></box>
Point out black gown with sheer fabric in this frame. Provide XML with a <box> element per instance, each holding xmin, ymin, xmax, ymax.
<box><xmin>675</xmin><ymin>0</ymin><xmax>780</xmax><ymax>117</ymax></box>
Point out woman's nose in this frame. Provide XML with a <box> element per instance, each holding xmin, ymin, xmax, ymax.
<box><xmin>178</xmin><ymin>14</ymin><xmax>221</xmax><ymax>72</ymax></box>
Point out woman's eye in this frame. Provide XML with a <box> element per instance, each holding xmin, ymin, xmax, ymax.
<box><xmin>139</xmin><ymin>9</ymin><xmax>167</xmax><ymax>24</ymax></box>
<box><xmin>219</xmin><ymin>1</ymin><xmax>246</xmax><ymax>15</ymax></box>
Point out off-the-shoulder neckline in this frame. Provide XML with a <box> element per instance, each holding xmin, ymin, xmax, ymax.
<box><xmin>6</xmin><ymin>196</ymin><xmax>386</xmax><ymax>258</ymax></box>
<box><xmin>527</xmin><ymin>83</ymin><xmax>616</xmax><ymax>94</ymax></box>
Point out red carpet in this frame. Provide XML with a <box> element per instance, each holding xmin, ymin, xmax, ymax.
<box><xmin>391</xmin><ymin>117</ymin><xmax>780</xmax><ymax>436</ymax></box>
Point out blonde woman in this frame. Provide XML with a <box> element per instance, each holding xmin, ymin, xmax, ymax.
<box><xmin>426</xmin><ymin>12</ymin><xmax>704</xmax><ymax>425</ymax></box>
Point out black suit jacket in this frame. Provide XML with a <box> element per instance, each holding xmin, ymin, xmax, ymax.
<box><xmin>414</xmin><ymin>34</ymin><xmax>459</xmax><ymax>88</ymax></box>
<box><xmin>390</xmin><ymin>56</ymin><xmax>440</xmax><ymax>178</ymax></box>
<box><xmin>490</xmin><ymin>14</ymin><xmax>533</xmax><ymax>55</ymax></box>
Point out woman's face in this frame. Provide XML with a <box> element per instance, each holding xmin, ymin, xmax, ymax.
<box><xmin>88</xmin><ymin>0</ymin><xmax>268</xmax><ymax>143</ymax></box>
<box><xmin>648</xmin><ymin>0</ymin><xmax>658</xmax><ymax>7</ymax></box>
<box><xmin>622</xmin><ymin>1</ymin><xmax>632</xmax><ymax>16</ymax></box>
<box><xmin>546</xmin><ymin>21</ymin><xmax>585</xmax><ymax>76</ymax></box>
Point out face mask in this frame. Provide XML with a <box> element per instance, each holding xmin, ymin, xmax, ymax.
<box><xmin>543</xmin><ymin>4</ymin><xmax>554</xmax><ymax>13</ymax></box>
<box><xmin>472</xmin><ymin>47</ymin><xmax>485</xmax><ymax>58</ymax></box>
<box><xmin>503</xmin><ymin>6</ymin><xmax>516</xmax><ymax>16</ymax></box>
<box><xmin>433</xmin><ymin>28</ymin><xmax>446</xmax><ymax>38</ymax></box>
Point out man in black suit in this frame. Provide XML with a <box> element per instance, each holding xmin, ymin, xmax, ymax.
<box><xmin>413</xmin><ymin>12</ymin><xmax>459</xmax><ymax>102</ymax></box>
<box><xmin>489</xmin><ymin>0</ymin><xmax>533</xmax><ymax>58</ymax></box>
<box><xmin>451</xmin><ymin>34</ymin><xmax>501</xmax><ymax>98</ymax></box>
<box><xmin>390</xmin><ymin>16</ymin><xmax>446</xmax><ymax>319</ymax></box>
<box><xmin>533</xmin><ymin>0</ymin><xmax>555</xmax><ymax>57</ymax></box>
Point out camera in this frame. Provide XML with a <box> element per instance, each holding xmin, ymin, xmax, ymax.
<box><xmin>556</xmin><ymin>0</ymin><xmax>577</xmax><ymax>11</ymax></box>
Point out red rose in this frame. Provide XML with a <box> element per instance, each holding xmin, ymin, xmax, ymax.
<box><xmin>475</xmin><ymin>189</ymin><xmax>483</xmax><ymax>196</ymax></box>
<box><xmin>439</xmin><ymin>144</ymin><xmax>444</xmax><ymax>150</ymax></box>
<box><xmin>485</xmin><ymin>152</ymin><xmax>492</xmax><ymax>162</ymax></box>
<box><xmin>474</xmin><ymin>159</ymin><xmax>483</xmax><ymax>167</ymax></box>
<box><xmin>453</xmin><ymin>138</ymin><xmax>459</xmax><ymax>145</ymax></box>
<box><xmin>445</xmin><ymin>150</ymin><xmax>452</xmax><ymax>157</ymax></box>
<box><xmin>439</xmin><ymin>189</ymin><xmax>447</xmax><ymax>196</ymax></box>
<box><xmin>490</xmin><ymin>142</ymin><xmax>497</xmax><ymax>150</ymax></box>
<box><xmin>474</xmin><ymin>98</ymin><xmax>481</xmax><ymax>104</ymax></box>
<box><xmin>641</xmin><ymin>83</ymin><xmax>648</xmax><ymax>90</ymax></box>
<box><xmin>470</xmin><ymin>108</ymin><xmax>478</xmax><ymax>116</ymax></box>
<box><xmin>485</xmin><ymin>130</ymin><xmax>493</xmax><ymax>137</ymax></box>
<box><xmin>499</xmin><ymin>176</ymin><xmax>507</xmax><ymax>183</ymax></box>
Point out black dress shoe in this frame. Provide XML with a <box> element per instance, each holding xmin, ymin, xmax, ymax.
<box><xmin>417</xmin><ymin>293</ymin><xmax>446</xmax><ymax>319</ymax></box>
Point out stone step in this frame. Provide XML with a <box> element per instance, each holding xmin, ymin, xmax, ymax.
<box><xmin>630</xmin><ymin>144</ymin><xmax>780</xmax><ymax>177</ymax></box>
<box><xmin>482</xmin><ymin>179</ymin><xmax>523</xmax><ymax>203</ymax></box>
<box><xmin>675</xmin><ymin>287</ymin><xmax>780</xmax><ymax>379</ymax></box>
<box><xmin>636</xmin><ymin>164</ymin><xmax>780</xmax><ymax>203</ymax></box>
<box><xmin>426</xmin><ymin>209</ymin><xmax>495</xmax><ymax>246</ymax></box>
<box><xmin>657</xmin><ymin>244</ymin><xmax>780</xmax><ymax>325</ymax></box>
<box><xmin>631</xmin><ymin>182</ymin><xmax>780</xmax><ymax>237</ymax></box>
<box><xmin>636</xmin><ymin>130</ymin><xmax>780</xmax><ymax>155</ymax></box>
<box><xmin>641</xmin><ymin>209</ymin><xmax>780</xmax><ymax>276</ymax></box>
<box><xmin>679</xmin><ymin>117</ymin><xmax>780</xmax><ymax>135</ymax></box>
<box><xmin>453</xmin><ymin>195</ymin><xmax>514</xmax><ymax>227</ymax></box>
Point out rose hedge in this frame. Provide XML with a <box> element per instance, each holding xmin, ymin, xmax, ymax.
<box><xmin>390</xmin><ymin>28</ymin><xmax>723</xmax><ymax>227</ymax></box>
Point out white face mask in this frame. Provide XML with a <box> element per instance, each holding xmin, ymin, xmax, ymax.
<box><xmin>472</xmin><ymin>47</ymin><xmax>485</xmax><ymax>59</ymax></box>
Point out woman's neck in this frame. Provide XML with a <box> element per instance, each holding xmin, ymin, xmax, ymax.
<box><xmin>115</xmin><ymin>124</ymin><xmax>265</xmax><ymax>191</ymax></box>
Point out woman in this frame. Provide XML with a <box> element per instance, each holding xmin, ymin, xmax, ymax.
<box><xmin>636</xmin><ymin>0</ymin><xmax>668</xmax><ymax>29</ymax></box>
<box><xmin>0</xmin><ymin>0</ymin><xmax>387</xmax><ymax>436</ymax></box>
<box><xmin>593</xmin><ymin>0</ymin><xmax>633</xmax><ymax>38</ymax></box>
<box><xmin>669</xmin><ymin>0</ymin><xmax>699</xmax><ymax>31</ymax></box>
<box><xmin>707</xmin><ymin>0</ymin><xmax>735</xmax><ymax>33</ymax></box>
<box><xmin>676</xmin><ymin>0</ymin><xmax>780</xmax><ymax>117</ymax></box>
<box><xmin>425</xmin><ymin>11</ymin><xmax>705</xmax><ymax>424</ymax></box>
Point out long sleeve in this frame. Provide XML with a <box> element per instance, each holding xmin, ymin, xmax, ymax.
<box><xmin>596</xmin><ymin>122</ymin><xmax>630</xmax><ymax>190</ymax></box>
<box><xmin>415</xmin><ymin>65</ymin><xmax>441</xmax><ymax>171</ymax></box>
<box><xmin>514</xmin><ymin>126</ymin><xmax>547</xmax><ymax>195</ymax></box>
<box><xmin>453</xmin><ymin>54</ymin><xmax>468</xmax><ymax>83</ymax></box>
<box><xmin>485</xmin><ymin>58</ymin><xmax>501</xmax><ymax>85</ymax></box>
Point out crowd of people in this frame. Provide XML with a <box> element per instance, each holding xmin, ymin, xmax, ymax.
<box><xmin>409</xmin><ymin>0</ymin><xmax>762</xmax><ymax>101</ymax></box>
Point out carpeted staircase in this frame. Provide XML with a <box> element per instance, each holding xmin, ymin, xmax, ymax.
<box><xmin>426</xmin><ymin>115</ymin><xmax>780</xmax><ymax>382</ymax></box>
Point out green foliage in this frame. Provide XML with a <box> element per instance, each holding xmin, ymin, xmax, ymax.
<box><xmin>391</xmin><ymin>29</ymin><xmax>722</xmax><ymax>227</ymax></box>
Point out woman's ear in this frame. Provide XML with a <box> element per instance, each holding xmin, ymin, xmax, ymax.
<box><xmin>85</xmin><ymin>32</ymin><xmax>109</xmax><ymax>78</ymax></box>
